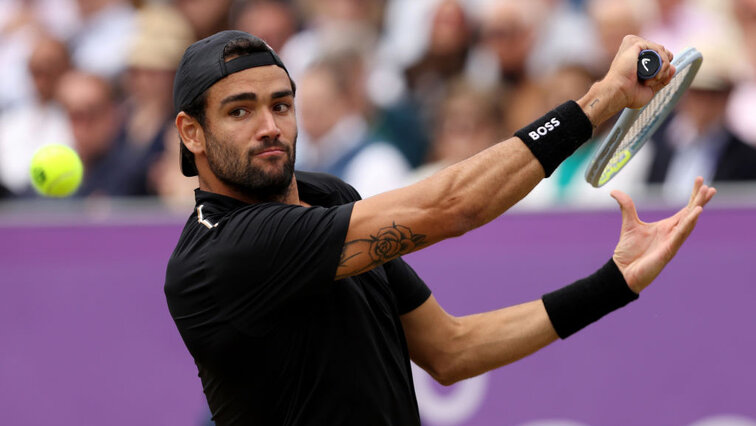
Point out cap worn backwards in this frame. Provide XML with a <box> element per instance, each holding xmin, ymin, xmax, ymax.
<box><xmin>173</xmin><ymin>30</ymin><xmax>292</xmax><ymax>177</ymax></box>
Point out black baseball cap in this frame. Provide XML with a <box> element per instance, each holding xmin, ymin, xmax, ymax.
<box><xmin>173</xmin><ymin>30</ymin><xmax>293</xmax><ymax>177</ymax></box>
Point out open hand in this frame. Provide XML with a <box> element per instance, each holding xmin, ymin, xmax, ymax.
<box><xmin>611</xmin><ymin>177</ymin><xmax>716</xmax><ymax>293</ymax></box>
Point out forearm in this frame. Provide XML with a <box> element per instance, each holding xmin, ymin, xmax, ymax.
<box><xmin>419</xmin><ymin>82</ymin><xmax>626</xmax><ymax>232</ymax></box>
<box><xmin>404</xmin><ymin>98</ymin><xmax>606</xmax><ymax>233</ymax></box>
<box><xmin>416</xmin><ymin>137</ymin><xmax>545</xmax><ymax>231</ymax></box>
<box><xmin>407</xmin><ymin>260</ymin><xmax>636</xmax><ymax>385</ymax></box>
<box><xmin>440</xmin><ymin>300</ymin><xmax>558</xmax><ymax>385</ymax></box>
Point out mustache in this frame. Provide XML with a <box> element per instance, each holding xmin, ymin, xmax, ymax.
<box><xmin>249</xmin><ymin>138</ymin><xmax>290</xmax><ymax>156</ymax></box>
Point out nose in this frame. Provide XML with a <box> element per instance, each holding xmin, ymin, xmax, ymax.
<box><xmin>256</xmin><ymin>109</ymin><xmax>281</xmax><ymax>141</ymax></box>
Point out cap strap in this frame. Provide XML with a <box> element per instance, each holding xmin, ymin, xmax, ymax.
<box><xmin>222</xmin><ymin>51</ymin><xmax>280</xmax><ymax>76</ymax></box>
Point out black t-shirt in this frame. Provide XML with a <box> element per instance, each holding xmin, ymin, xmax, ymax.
<box><xmin>165</xmin><ymin>171</ymin><xmax>431</xmax><ymax>425</ymax></box>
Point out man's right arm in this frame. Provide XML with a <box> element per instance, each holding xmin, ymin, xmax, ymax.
<box><xmin>335</xmin><ymin>36</ymin><xmax>676</xmax><ymax>280</ymax></box>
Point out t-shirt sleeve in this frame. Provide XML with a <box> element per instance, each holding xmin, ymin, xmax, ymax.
<box><xmin>383</xmin><ymin>257</ymin><xmax>431</xmax><ymax>315</ymax></box>
<box><xmin>209</xmin><ymin>202</ymin><xmax>354</xmax><ymax>329</ymax></box>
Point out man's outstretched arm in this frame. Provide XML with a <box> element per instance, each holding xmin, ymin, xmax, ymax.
<box><xmin>337</xmin><ymin>35</ymin><xmax>675</xmax><ymax>280</ymax></box>
<box><xmin>401</xmin><ymin>178</ymin><xmax>716</xmax><ymax>385</ymax></box>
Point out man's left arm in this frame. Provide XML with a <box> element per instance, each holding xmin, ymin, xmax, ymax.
<box><xmin>401</xmin><ymin>178</ymin><xmax>716</xmax><ymax>385</ymax></box>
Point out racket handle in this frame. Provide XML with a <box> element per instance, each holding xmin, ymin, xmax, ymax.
<box><xmin>637</xmin><ymin>49</ymin><xmax>662</xmax><ymax>80</ymax></box>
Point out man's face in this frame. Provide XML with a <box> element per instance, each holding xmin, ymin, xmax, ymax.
<box><xmin>200</xmin><ymin>65</ymin><xmax>297</xmax><ymax>200</ymax></box>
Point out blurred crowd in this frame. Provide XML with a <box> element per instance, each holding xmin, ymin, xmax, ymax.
<box><xmin>2</xmin><ymin>0</ymin><xmax>756</xmax><ymax>209</ymax></box>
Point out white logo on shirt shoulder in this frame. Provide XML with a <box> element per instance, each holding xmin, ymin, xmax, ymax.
<box><xmin>197</xmin><ymin>205</ymin><xmax>219</xmax><ymax>229</ymax></box>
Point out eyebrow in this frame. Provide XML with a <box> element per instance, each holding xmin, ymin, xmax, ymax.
<box><xmin>219</xmin><ymin>90</ymin><xmax>294</xmax><ymax>107</ymax></box>
<box><xmin>272</xmin><ymin>90</ymin><xmax>294</xmax><ymax>100</ymax></box>
<box><xmin>220</xmin><ymin>92</ymin><xmax>256</xmax><ymax>106</ymax></box>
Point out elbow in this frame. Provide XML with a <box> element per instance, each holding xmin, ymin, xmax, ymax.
<box><xmin>419</xmin><ymin>325</ymin><xmax>468</xmax><ymax>386</ymax></box>
<box><xmin>427</xmin><ymin>357</ymin><xmax>468</xmax><ymax>386</ymax></box>
<box><xmin>433</xmin><ymin>369</ymin><xmax>463</xmax><ymax>387</ymax></box>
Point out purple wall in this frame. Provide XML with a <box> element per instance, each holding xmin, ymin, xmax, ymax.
<box><xmin>1</xmin><ymin>207</ymin><xmax>754</xmax><ymax>425</ymax></box>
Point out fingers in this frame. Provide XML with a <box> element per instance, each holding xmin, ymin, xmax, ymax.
<box><xmin>688</xmin><ymin>177</ymin><xmax>717</xmax><ymax>209</ymax></box>
<box><xmin>672</xmin><ymin>177</ymin><xmax>715</xmax><ymax>222</ymax></box>
<box><xmin>703</xmin><ymin>186</ymin><xmax>717</xmax><ymax>206</ymax></box>
<box><xmin>612</xmin><ymin>35</ymin><xmax>675</xmax><ymax>106</ymax></box>
<box><xmin>687</xmin><ymin>176</ymin><xmax>704</xmax><ymax>207</ymax></box>
<box><xmin>632</xmin><ymin>38</ymin><xmax>675</xmax><ymax>91</ymax></box>
<box><xmin>669</xmin><ymin>205</ymin><xmax>703</xmax><ymax>258</ymax></box>
<box><xmin>611</xmin><ymin>189</ymin><xmax>640</xmax><ymax>227</ymax></box>
<box><xmin>672</xmin><ymin>179</ymin><xmax>715</xmax><ymax>250</ymax></box>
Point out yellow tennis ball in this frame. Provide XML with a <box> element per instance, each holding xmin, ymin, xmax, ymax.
<box><xmin>29</xmin><ymin>144</ymin><xmax>84</xmax><ymax>197</ymax></box>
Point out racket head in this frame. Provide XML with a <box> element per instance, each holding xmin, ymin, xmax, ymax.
<box><xmin>585</xmin><ymin>47</ymin><xmax>703</xmax><ymax>187</ymax></box>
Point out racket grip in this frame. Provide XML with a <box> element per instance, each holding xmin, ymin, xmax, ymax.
<box><xmin>637</xmin><ymin>49</ymin><xmax>662</xmax><ymax>80</ymax></box>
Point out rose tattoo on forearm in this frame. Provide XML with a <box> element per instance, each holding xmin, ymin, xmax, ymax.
<box><xmin>336</xmin><ymin>222</ymin><xmax>426</xmax><ymax>279</ymax></box>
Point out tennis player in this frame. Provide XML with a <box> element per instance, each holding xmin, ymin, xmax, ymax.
<box><xmin>164</xmin><ymin>31</ymin><xmax>716</xmax><ymax>425</ymax></box>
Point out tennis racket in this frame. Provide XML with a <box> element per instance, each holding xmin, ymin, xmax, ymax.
<box><xmin>584</xmin><ymin>47</ymin><xmax>703</xmax><ymax>187</ymax></box>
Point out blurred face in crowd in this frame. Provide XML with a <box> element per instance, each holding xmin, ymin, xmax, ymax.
<box><xmin>56</xmin><ymin>72</ymin><xmax>119</xmax><ymax>164</ymax></box>
<box><xmin>588</xmin><ymin>0</ymin><xmax>643</xmax><ymax>60</ymax></box>
<box><xmin>234</xmin><ymin>1</ymin><xmax>296</xmax><ymax>52</ymax></box>
<box><xmin>735</xmin><ymin>0</ymin><xmax>756</xmax><ymax>66</ymax></box>
<box><xmin>678</xmin><ymin>89</ymin><xmax>731</xmax><ymax>133</ymax></box>
<box><xmin>481</xmin><ymin>1</ymin><xmax>537</xmax><ymax>77</ymax></box>
<box><xmin>654</xmin><ymin>0</ymin><xmax>683</xmax><ymax>21</ymax></box>
<box><xmin>125</xmin><ymin>67</ymin><xmax>175</xmax><ymax>108</ymax></box>
<box><xmin>181</xmin><ymin>65</ymin><xmax>298</xmax><ymax>200</ymax></box>
<box><xmin>316</xmin><ymin>0</ymin><xmax>378</xmax><ymax>23</ymax></box>
<box><xmin>298</xmin><ymin>66</ymin><xmax>350</xmax><ymax>142</ymax></box>
<box><xmin>432</xmin><ymin>86</ymin><xmax>501</xmax><ymax>164</ymax></box>
<box><xmin>429</xmin><ymin>0</ymin><xmax>470</xmax><ymax>56</ymax></box>
<box><xmin>542</xmin><ymin>65</ymin><xmax>595</xmax><ymax>108</ymax></box>
<box><xmin>176</xmin><ymin>0</ymin><xmax>232</xmax><ymax>39</ymax></box>
<box><xmin>28</xmin><ymin>36</ymin><xmax>70</xmax><ymax>103</ymax></box>
<box><xmin>76</xmin><ymin>0</ymin><xmax>116</xmax><ymax>18</ymax></box>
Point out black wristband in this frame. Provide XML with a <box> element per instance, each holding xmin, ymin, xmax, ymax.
<box><xmin>514</xmin><ymin>100</ymin><xmax>593</xmax><ymax>177</ymax></box>
<box><xmin>542</xmin><ymin>258</ymin><xmax>638</xmax><ymax>339</ymax></box>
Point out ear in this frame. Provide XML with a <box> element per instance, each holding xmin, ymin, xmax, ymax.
<box><xmin>175</xmin><ymin>111</ymin><xmax>205</xmax><ymax>155</ymax></box>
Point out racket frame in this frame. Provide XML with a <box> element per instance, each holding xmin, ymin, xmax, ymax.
<box><xmin>584</xmin><ymin>47</ymin><xmax>703</xmax><ymax>187</ymax></box>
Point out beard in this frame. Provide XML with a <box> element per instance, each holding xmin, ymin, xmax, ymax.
<box><xmin>204</xmin><ymin>128</ymin><xmax>296</xmax><ymax>202</ymax></box>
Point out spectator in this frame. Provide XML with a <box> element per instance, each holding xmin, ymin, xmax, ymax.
<box><xmin>527</xmin><ymin>0</ymin><xmax>601</xmax><ymax>80</ymax></box>
<box><xmin>727</xmin><ymin>0</ymin><xmax>756</xmax><ymax>147</ymax></box>
<box><xmin>405</xmin><ymin>0</ymin><xmax>473</xmax><ymax>103</ymax></box>
<box><xmin>586</xmin><ymin>0</ymin><xmax>651</xmax><ymax>69</ymax></box>
<box><xmin>642</xmin><ymin>0</ymin><xmax>719</xmax><ymax>54</ymax></box>
<box><xmin>279</xmin><ymin>0</ymin><xmax>385</xmax><ymax>81</ymax></box>
<box><xmin>296</xmin><ymin>54</ymin><xmax>410</xmax><ymax>197</ymax></box>
<box><xmin>147</xmin><ymin>125</ymin><xmax>197</xmax><ymax>211</ymax></box>
<box><xmin>400</xmin><ymin>0</ymin><xmax>473</xmax><ymax>165</ymax></box>
<box><xmin>56</xmin><ymin>71</ymin><xmax>142</xmax><ymax>197</ymax></box>
<box><xmin>407</xmin><ymin>78</ymin><xmax>504</xmax><ymax>183</ymax></box>
<box><xmin>69</xmin><ymin>0</ymin><xmax>137</xmax><ymax>79</ymax></box>
<box><xmin>648</xmin><ymin>38</ymin><xmax>756</xmax><ymax>201</ymax></box>
<box><xmin>0</xmin><ymin>34</ymin><xmax>74</xmax><ymax>196</ymax></box>
<box><xmin>0</xmin><ymin>0</ymin><xmax>79</xmax><ymax>109</ymax></box>
<box><xmin>174</xmin><ymin>0</ymin><xmax>232</xmax><ymax>40</ymax></box>
<box><xmin>232</xmin><ymin>0</ymin><xmax>299</xmax><ymax>53</ymax></box>
<box><xmin>477</xmin><ymin>0</ymin><xmax>547</xmax><ymax>134</ymax></box>
<box><xmin>120</xmin><ymin>3</ymin><xmax>194</xmax><ymax>195</ymax></box>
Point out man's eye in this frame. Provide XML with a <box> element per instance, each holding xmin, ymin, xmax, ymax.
<box><xmin>273</xmin><ymin>103</ymin><xmax>291</xmax><ymax>113</ymax></box>
<box><xmin>229</xmin><ymin>108</ymin><xmax>248</xmax><ymax>118</ymax></box>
